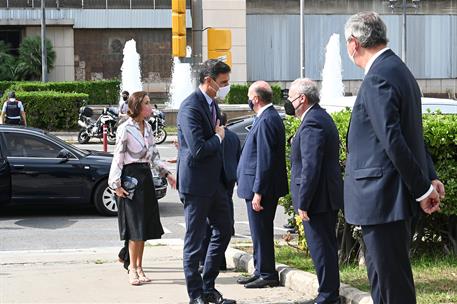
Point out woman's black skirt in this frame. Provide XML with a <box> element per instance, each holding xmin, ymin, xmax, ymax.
<box><xmin>117</xmin><ymin>163</ymin><xmax>164</xmax><ymax>241</ymax></box>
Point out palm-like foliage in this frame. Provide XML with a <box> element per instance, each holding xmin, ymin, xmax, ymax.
<box><xmin>0</xmin><ymin>41</ymin><xmax>17</xmax><ymax>81</ymax></box>
<box><xmin>17</xmin><ymin>36</ymin><xmax>56</xmax><ymax>80</ymax></box>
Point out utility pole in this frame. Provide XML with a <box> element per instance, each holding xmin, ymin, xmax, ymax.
<box><xmin>191</xmin><ymin>0</ymin><xmax>203</xmax><ymax>88</ymax></box>
<box><xmin>401</xmin><ymin>0</ymin><xmax>407</xmax><ymax>63</ymax></box>
<box><xmin>41</xmin><ymin>0</ymin><xmax>48</xmax><ymax>82</ymax></box>
<box><xmin>300</xmin><ymin>0</ymin><xmax>304</xmax><ymax>78</ymax></box>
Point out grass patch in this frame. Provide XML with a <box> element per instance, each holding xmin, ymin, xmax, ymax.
<box><xmin>275</xmin><ymin>246</ymin><xmax>457</xmax><ymax>304</ymax></box>
<box><xmin>165</xmin><ymin>125</ymin><xmax>177</xmax><ymax>134</ymax></box>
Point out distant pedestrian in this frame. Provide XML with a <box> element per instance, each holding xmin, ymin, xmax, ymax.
<box><xmin>109</xmin><ymin>91</ymin><xmax>176</xmax><ymax>286</ymax></box>
<box><xmin>117</xmin><ymin>90</ymin><xmax>130</xmax><ymax>126</ymax></box>
<box><xmin>1</xmin><ymin>92</ymin><xmax>27</xmax><ymax>126</ymax></box>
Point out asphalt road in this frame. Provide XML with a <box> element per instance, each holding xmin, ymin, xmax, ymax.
<box><xmin>0</xmin><ymin>142</ymin><xmax>292</xmax><ymax>251</ymax></box>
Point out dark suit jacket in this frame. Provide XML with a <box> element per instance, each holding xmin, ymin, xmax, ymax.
<box><xmin>237</xmin><ymin>105</ymin><xmax>288</xmax><ymax>201</ymax></box>
<box><xmin>344</xmin><ymin>49</ymin><xmax>438</xmax><ymax>225</ymax></box>
<box><xmin>177</xmin><ymin>89</ymin><xmax>222</xmax><ymax>197</ymax></box>
<box><xmin>290</xmin><ymin>104</ymin><xmax>343</xmax><ymax>214</ymax></box>
<box><xmin>223</xmin><ymin>128</ymin><xmax>241</xmax><ymax>185</ymax></box>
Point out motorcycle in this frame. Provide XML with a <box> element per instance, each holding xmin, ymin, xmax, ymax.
<box><xmin>78</xmin><ymin>106</ymin><xmax>118</xmax><ymax>145</ymax></box>
<box><xmin>148</xmin><ymin>111</ymin><xmax>167</xmax><ymax>144</ymax></box>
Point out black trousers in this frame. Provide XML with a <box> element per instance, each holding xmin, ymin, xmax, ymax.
<box><xmin>245</xmin><ymin>196</ymin><xmax>278</xmax><ymax>280</ymax></box>
<box><xmin>303</xmin><ymin>211</ymin><xmax>340</xmax><ymax>303</ymax></box>
<box><xmin>362</xmin><ymin>220</ymin><xmax>416</xmax><ymax>304</ymax></box>
<box><xmin>182</xmin><ymin>181</ymin><xmax>232</xmax><ymax>300</ymax></box>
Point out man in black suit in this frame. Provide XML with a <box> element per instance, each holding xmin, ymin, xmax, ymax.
<box><xmin>177</xmin><ymin>60</ymin><xmax>236</xmax><ymax>304</ymax></box>
<box><xmin>286</xmin><ymin>78</ymin><xmax>343</xmax><ymax>304</ymax></box>
<box><xmin>344</xmin><ymin>12</ymin><xmax>445</xmax><ymax>304</ymax></box>
<box><xmin>200</xmin><ymin>112</ymin><xmax>241</xmax><ymax>271</ymax></box>
<box><xmin>236</xmin><ymin>81</ymin><xmax>288</xmax><ymax>288</ymax></box>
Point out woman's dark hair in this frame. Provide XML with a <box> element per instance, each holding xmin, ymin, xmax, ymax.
<box><xmin>128</xmin><ymin>91</ymin><xmax>148</xmax><ymax>118</ymax></box>
<box><xmin>199</xmin><ymin>59</ymin><xmax>231</xmax><ymax>84</ymax></box>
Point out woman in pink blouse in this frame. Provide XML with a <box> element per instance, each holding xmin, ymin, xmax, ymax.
<box><xmin>108</xmin><ymin>91</ymin><xmax>176</xmax><ymax>285</ymax></box>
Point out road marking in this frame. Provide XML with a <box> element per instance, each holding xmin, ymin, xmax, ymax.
<box><xmin>163</xmin><ymin>226</ymin><xmax>171</xmax><ymax>234</ymax></box>
<box><xmin>147</xmin><ymin>238</ymin><xmax>184</xmax><ymax>246</ymax></box>
<box><xmin>235</xmin><ymin>221</ymin><xmax>288</xmax><ymax>232</ymax></box>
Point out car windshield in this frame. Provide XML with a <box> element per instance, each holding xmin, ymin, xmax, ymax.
<box><xmin>44</xmin><ymin>132</ymin><xmax>90</xmax><ymax>156</ymax></box>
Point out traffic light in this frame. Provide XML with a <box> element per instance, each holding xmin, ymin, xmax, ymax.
<box><xmin>208</xmin><ymin>28</ymin><xmax>232</xmax><ymax>67</ymax></box>
<box><xmin>172</xmin><ymin>0</ymin><xmax>186</xmax><ymax>57</ymax></box>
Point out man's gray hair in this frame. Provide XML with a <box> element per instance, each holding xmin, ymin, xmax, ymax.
<box><xmin>344</xmin><ymin>11</ymin><xmax>388</xmax><ymax>48</ymax></box>
<box><xmin>290</xmin><ymin>78</ymin><xmax>320</xmax><ymax>105</ymax></box>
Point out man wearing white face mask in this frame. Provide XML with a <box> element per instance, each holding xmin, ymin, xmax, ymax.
<box><xmin>177</xmin><ymin>59</ymin><xmax>236</xmax><ymax>304</ymax></box>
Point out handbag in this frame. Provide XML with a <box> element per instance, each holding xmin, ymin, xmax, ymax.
<box><xmin>121</xmin><ymin>176</ymin><xmax>138</xmax><ymax>200</ymax></box>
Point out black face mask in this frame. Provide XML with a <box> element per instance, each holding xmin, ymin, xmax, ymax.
<box><xmin>284</xmin><ymin>95</ymin><xmax>303</xmax><ymax>116</ymax></box>
<box><xmin>122</xmin><ymin>96</ymin><xmax>128</xmax><ymax>101</ymax></box>
<box><xmin>248</xmin><ymin>99</ymin><xmax>254</xmax><ymax>111</ymax></box>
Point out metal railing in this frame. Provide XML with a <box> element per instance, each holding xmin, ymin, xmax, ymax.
<box><xmin>1</xmin><ymin>0</ymin><xmax>190</xmax><ymax>9</ymax></box>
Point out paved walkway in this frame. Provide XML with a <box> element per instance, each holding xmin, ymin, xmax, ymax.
<box><xmin>0</xmin><ymin>245</ymin><xmax>312</xmax><ymax>304</ymax></box>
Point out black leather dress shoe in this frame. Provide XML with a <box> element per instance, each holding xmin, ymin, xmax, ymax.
<box><xmin>236</xmin><ymin>275</ymin><xmax>258</xmax><ymax>285</ymax></box>
<box><xmin>189</xmin><ymin>296</ymin><xmax>208</xmax><ymax>304</ymax></box>
<box><xmin>203</xmin><ymin>289</ymin><xmax>236</xmax><ymax>304</ymax></box>
<box><xmin>244</xmin><ymin>277</ymin><xmax>279</xmax><ymax>288</ymax></box>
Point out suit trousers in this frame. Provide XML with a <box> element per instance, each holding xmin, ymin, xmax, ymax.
<box><xmin>303</xmin><ymin>211</ymin><xmax>340</xmax><ymax>303</ymax></box>
<box><xmin>182</xmin><ymin>180</ymin><xmax>232</xmax><ymax>300</ymax></box>
<box><xmin>362</xmin><ymin>220</ymin><xmax>416</xmax><ymax>304</ymax></box>
<box><xmin>246</xmin><ymin>197</ymin><xmax>279</xmax><ymax>280</ymax></box>
<box><xmin>201</xmin><ymin>184</ymin><xmax>236</xmax><ymax>267</ymax></box>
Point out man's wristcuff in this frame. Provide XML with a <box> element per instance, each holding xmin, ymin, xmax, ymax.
<box><xmin>416</xmin><ymin>184</ymin><xmax>434</xmax><ymax>202</ymax></box>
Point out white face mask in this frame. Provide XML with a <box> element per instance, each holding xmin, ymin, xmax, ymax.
<box><xmin>349</xmin><ymin>49</ymin><xmax>356</xmax><ymax>64</ymax></box>
<box><xmin>216</xmin><ymin>84</ymin><xmax>231</xmax><ymax>99</ymax></box>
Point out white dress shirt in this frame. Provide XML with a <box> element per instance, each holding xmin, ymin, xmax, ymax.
<box><xmin>199</xmin><ymin>87</ymin><xmax>222</xmax><ymax>143</ymax></box>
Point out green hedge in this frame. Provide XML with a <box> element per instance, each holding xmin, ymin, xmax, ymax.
<box><xmin>281</xmin><ymin>110</ymin><xmax>457</xmax><ymax>257</ymax></box>
<box><xmin>225</xmin><ymin>83</ymin><xmax>283</xmax><ymax>105</ymax></box>
<box><xmin>6</xmin><ymin>91</ymin><xmax>89</xmax><ymax>130</ymax></box>
<box><xmin>0</xmin><ymin>80</ymin><xmax>120</xmax><ymax>105</ymax></box>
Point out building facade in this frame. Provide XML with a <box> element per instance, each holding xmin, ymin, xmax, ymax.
<box><xmin>1</xmin><ymin>0</ymin><xmax>456</xmax><ymax>97</ymax></box>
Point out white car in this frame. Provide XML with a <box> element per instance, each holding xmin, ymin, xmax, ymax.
<box><xmin>320</xmin><ymin>96</ymin><xmax>457</xmax><ymax>114</ymax></box>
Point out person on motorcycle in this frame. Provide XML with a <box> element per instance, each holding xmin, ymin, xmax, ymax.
<box><xmin>117</xmin><ymin>91</ymin><xmax>130</xmax><ymax>126</ymax></box>
<box><xmin>153</xmin><ymin>104</ymin><xmax>165</xmax><ymax>120</ymax></box>
<box><xmin>1</xmin><ymin>92</ymin><xmax>27</xmax><ymax>126</ymax></box>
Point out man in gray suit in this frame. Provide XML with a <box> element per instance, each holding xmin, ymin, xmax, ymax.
<box><xmin>344</xmin><ymin>12</ymin><xmax>445</xmax><ymax>304</ymax></box>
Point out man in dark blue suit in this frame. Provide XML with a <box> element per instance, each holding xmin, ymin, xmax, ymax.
<box><xmin>200</xmin><ymin>112</ymin><xmax>241</xmax><ymax>271</ymax></box>
<box><xmin>286</xmin><ymin>78</ymin><xmax>343</xmax><ymax>304</ymax></box>
<box><xmin>177</xmin><ymin>60</ymin><xmax>236</xmax><ymax>304</ymax></box>
<box><xmin>344</xmin><ymin>12</ymin><xmax>445</xmax><ymax>304</ymax></box>
<box><xmin>236</xmin><ymin>81</ymin><xmax>288</xmax><ymax>288</ymax></box>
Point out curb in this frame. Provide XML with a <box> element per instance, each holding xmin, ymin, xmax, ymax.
<box><xmin>225</xmin><ymin>247</ymin><xmax>373</xmax><ymax>304</ymax></box>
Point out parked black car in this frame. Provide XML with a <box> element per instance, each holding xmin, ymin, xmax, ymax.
<box><xmin>227</xmin><ymin>113</ymin><xmax>286</xmax><ymax>146</ymax></box>
<box><xmin>0</xmin><ymin>125</ymin><xmax>167</xmax><ymax>216</ymax></box>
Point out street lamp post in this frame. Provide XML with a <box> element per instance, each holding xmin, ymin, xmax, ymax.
<box><xmin>388</xmin><ymin>0</ymin><xmax>420</xmax><ymax>64</ymax></box>
<box><xmin>299</xmin><ymin>0</ymin><xmax>304</xmax><ymax>78</ymax></box>
<box><xmin>41</xmin><ymin>0</ymin><xmax>48</xmax><ymax>82</ymax></box>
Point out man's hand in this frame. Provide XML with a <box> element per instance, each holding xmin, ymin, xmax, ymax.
<box><xmin>298</xmin><ymin>209</ymin><xmax>310</xmax><ymax>221</ymax></box>
<box><xmin>432</xmin><ymin>179</ymin><xmax>445</xmax><ymax>200</ymax></box>
<box><xmin>167</xmin><ymin>174</ymin><xmax>177</xmax><ymax>189</ymax></box>
<box><xmin>252</xmin><ymin>193</ymin><xmax>263</xmax><ymax>212</ymax></box>
<box><xmin>420</xmin><ymin>188</ymin><xmax>441</xmax><ymax>215</ymax></box>
<box><xmin>115</xmin><ymin>186</ymin><xmax>129</xmax><ymax>198</ymax></box>
<box><xmin>215</xmin><ymin>119</ymin><xmax>225</xmax><ymax>141</ymax></box>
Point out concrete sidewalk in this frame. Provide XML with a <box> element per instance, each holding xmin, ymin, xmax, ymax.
<box><xmin>0</xmin><ymin>245</ymin><xmax>311</xmax><ymax>304</ymax></box>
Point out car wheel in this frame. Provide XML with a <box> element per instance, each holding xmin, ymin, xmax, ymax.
<box><xmin>78</xmin><ymin>129</ymin><xmax>90</xmax><ymax>144</ymax></box>
<box><xmin>94</xmin><ymin>181</ymin><xmax>118</xmax><ymax>216</ymax></box>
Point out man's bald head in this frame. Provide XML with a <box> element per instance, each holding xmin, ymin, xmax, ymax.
<box><xmin>249</xmin><ymin>81</ymin><xmax>273</xmax><ymax>105</ymax></box>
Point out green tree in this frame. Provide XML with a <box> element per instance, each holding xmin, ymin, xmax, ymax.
<box><xmin>17</xmin><ymin>36</ymin><xmax>56</xmax><ymax>81</ymax></box>
<box><xmin>0</xmin><ymin>41</ymin><xmax>16</xmax><ymax>81</ymax></box>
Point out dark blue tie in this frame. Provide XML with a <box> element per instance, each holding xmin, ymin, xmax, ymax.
<box><xmin>211</xmin><ymin>101</ymin><xmax>217</xmax><ymax>126</ymax></box>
